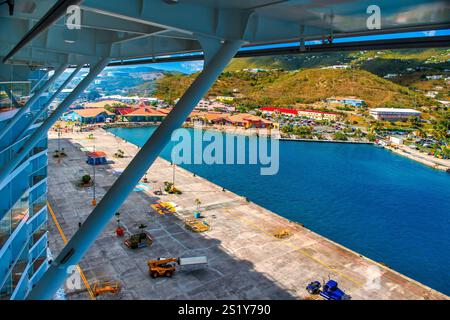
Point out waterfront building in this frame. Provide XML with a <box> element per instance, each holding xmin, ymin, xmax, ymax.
<box><xmin>100</xmin><ymin>95</ymin><xmax>161</xmax><ymax>105</ymax></box>
<box><xmin>207</xmin><ymin>102</ymin><xmax>235</xmax><ymax>113</ymax></box>
<box><xmin>194</xmin><ymin>101</ymin><xmax>234</xmax><ymax>113</ymax></box>
<box><xmin>123</xmin><ymin>108</ymin><xmax>166</xmax><ymax>122</ymax></box>
<box><xmin>297</xmin><ymin>110</ymin><xmax>338</xmax><ymax>121</ymax></box>
<box><xmin>204</xmin><ymin>113</ymin><xmax>229</xmax><ymax>125</ymax></box>
<box><xmin>114</xmin><ymin>108</ymin><xmax>135</xmax><ymax>120</ymax></box>
<box><xmin>226</xmin><ymin>113</ymin><xmax>273</xmax><ymax>128</ymax></box>
<box><xmin>61</xmin><ymin>108</ymin><xmax>115</xmax><ymax>124</ymax></box>
<box><xmin>156</xmin><ymin>108</ymin><xmax>173</xmax><ymax>116</ymax></box>
<box><xmin>369</xmin><ymin>108</ymin><xmax>421</xmax><ymax>121</ymax></box>
<box><xmin>389</xmin><ymin>136</ymin><xmax>404</xmax><ymax>145</ymax></box>
<box><xmin>186</xmin><ymin>111</ymin><xmax>207</xmax><ymax>123</ymax></box>
<box><xmin>83</xmin><ymin>100</ymin><xmax>128</xmax><ymax>109</ymax></box>
<box><xmin>260</xmin><ymin>107</ymin><xmax>338</xmax><ymax>121</ymax></box>
<box><xmin>195</xmin><ymin>99</ymin><xmax>211</xmax><ymax>110</ymax></box>
<box><xmin>260</xmin><ymin>107</ymin><xmax>299</xmax><ymax>117</ymax></box>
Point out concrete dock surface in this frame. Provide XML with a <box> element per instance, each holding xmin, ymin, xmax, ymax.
<box><xmin>46</xmin><ymin>129</ymin><xmax>448</xmax><ymax>300</ymax></box>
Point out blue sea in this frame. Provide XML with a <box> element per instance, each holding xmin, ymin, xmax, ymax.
<box><xmin>109</xmin><ymin>126</ymin><xmax>450</xmax><ymax>295</ymax></box>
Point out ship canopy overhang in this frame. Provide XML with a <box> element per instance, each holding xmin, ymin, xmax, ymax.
<box><xmin>0</xmin><ymin>0</ymin><xmax>449</xmax><ymax>69</ymax></box>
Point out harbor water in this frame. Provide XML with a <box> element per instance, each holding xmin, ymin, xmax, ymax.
<box><xmin>108</xmin><ymin>126</ymin><xmax>450</xmax><ymax>295</ymax></box>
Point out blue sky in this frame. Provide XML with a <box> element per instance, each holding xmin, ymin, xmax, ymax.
<box><xmin>133</xmin><ymin>29</ymin><xmax>450</xmax><ymax>74</ymax></box>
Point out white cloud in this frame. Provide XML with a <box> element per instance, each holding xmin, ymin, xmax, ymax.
<box><xmin>181</xmin><ymin>61</ymin><xmax>204</xmax><ymax>73</ymax></box>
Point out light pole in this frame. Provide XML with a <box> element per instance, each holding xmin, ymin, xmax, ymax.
<box><xmin>92</xmin><ymin>145</ymin><xmax>97</xmax><ymax>206</ymax></box>
<box><xmin>172</xmin><ymin>163</ymin><xmax>176</xmax><ymax>187</ymax></box>
<box><xmin>57</xmin><ymin>126</ymin><xmax>61</xmax><ymax>152</ymax></box>
<box><xmin>56</xmin><ymin>125</ymin><xmax>62</xmax><ymax>164</ymax></box>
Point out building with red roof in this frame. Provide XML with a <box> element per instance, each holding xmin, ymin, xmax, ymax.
<box><xmin>115</xmin><ymin>107</ymin><xmax>134</xmax><ymax>116</ymax></box>
<box><xmin>260</xmin><ymin>107</ymin><xmax>298</xmax><ymax>117</ymax></box>
<box><xmin>226</xmin><ymin>113</ymin><xmax>274</xmax><ymax>128</ymax></box>
<box><xmin>260</xmin><ymin>107</ymin><xmax>338</xmax><ymax>121</ymax></box>
<box><xmin>123</xmin><ymin>107</ymin><xmax>166</xmax><ymax>122</ymax></box>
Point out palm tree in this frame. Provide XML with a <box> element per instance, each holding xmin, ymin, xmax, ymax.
<box><xmin>138</xmin><ymin>224</ymin><xmax>147</xmax><ymax>237</ymax></box>
<box><xmin>194</xmin><ymin>198</ymin><xmax>201</xmax><ymax>211</ymax></box>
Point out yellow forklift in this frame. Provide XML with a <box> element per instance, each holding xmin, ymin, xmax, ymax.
<box><xmin>147</xmin><ymin>256</ymin><xmax>208</xmax><ymax>278</ymax></box>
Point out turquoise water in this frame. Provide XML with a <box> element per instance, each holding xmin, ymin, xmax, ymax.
<box><xmin>109</xmin><ymin>127</ymin><xmax>450</xmax><ymax>295</ymax></box>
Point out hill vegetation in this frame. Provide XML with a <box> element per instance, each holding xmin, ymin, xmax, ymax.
<box><xmin>224</xmin><ymin>48</ymin><xmax>450</xmax><ymax>76</ymax></box>
<box><xmin>153</xmin><ymin>68</ymin><xmax>433</xmax><ymax>109</ymax></box>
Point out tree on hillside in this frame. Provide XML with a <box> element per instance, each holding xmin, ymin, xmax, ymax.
<box><xmin>281</xmin><ymin>124</ymin><xmax>292</xmax><ymax>134</ymax></box>
<box><xmin>112</xmin><ymin>102</ymin><xmax>127</xmax><ymax>108</ymax></box>
<box><xmin>409</xmin><ymin>116</ymin><xmax>422</xmax><ymax>128</ymax></box>
<box><xmin>334</xmin><ymin>131</ymin><xmax>348</xmax><ymax>141</ymax></box>
<box><xmin>104</xmin><ymin>104</ymin><xmax>114</xmax><ymax>113</ymax></box>
<box><xmin>369</xmin><ymin>121</ymin><xmax>384</xmax><ymax>134</ymax></box>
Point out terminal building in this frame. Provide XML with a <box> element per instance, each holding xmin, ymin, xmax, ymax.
<box><xmin>369</xmin><ymin>108</ymin><xmax>422</xmax><ymax>121</ymax></box>
<box><xmin>0</xmin><ymin>0</ymin><xmax>448</xmax><ymax>300</ymax></box>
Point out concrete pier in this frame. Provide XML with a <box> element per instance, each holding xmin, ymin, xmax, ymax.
<box><xmin>46</xmin><ymin>129</ymin><xmax>448</xmax><ymax>300</ymax></box>
<box><xmin>384</xmin><ymin>145</ymin><xmax>450</xmax><ymax>172</ymax></box>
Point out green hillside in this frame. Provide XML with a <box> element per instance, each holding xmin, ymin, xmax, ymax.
<box><xmin>225</xmin><ymin>48</ymin><xmax>450</xmax><ymax>77</ymax></box>
<box><xmin>154</xmin><ymin>68</ymin><xmax>433</xmax><ymax>109</ymax></box>
<box><xmin>225</xmin><ymin>52</ymin><xmax>354</xmax><ymax>71</ymax></box>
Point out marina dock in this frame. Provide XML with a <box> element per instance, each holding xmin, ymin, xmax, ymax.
<box><xmin>46</xmin><ymin>129</ymin><xmax>448</xmax><ymax>300</ymax></box>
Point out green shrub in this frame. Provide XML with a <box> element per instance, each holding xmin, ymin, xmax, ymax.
<box><xmin>82</xmin><ymin>174</ymin><xmax>91</xmax><ymax>184</ymax></box>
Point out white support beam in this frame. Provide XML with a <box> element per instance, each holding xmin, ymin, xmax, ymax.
<box><xmin>27</xmin><ymin>39</ymin><xmax>243</xmax><ymax>300</ymax></box>
<box><xmin>0</xmin><ymin>58</ymin><xmax>110</xmax><ymax>186</ymax></box>
<box><xmin>0</xmin><ymin>64</ymin><xmax>67</xmax><ymax>142</ymax></box>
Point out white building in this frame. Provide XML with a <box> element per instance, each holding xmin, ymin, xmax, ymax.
<box><xmin>390</xmin><ymin>136</ymin><xmax>404</xmax><ymax>145</ymax></box>
<box><xmin>370</xmin><ymin>108</ymin><xmax>421</xmax><ymax>121</ymax></box>
<box><xmin>426</xmin><ymin>75</ymin><xmax>443</xmax><ymax>80</ymax></box>
<box><xmin>195</xmin><ymin>99</ymin><xmax>211</xmax><ymax>109</ymax></box>
<box><xmin>425</xmin><ymin>91</ymin><xmax>439</xmax><ymax>98</ymax></box>
<box><xmin>321</xmin><ymin>64</ymin><xmax>350</xmax><ymax>70</ymax></box>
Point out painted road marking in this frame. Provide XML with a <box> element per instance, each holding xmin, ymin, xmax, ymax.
<box><xmin>47</xmin><ymin>201</ymin><xmax>96</xmax><ymax>300</ymax></box>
